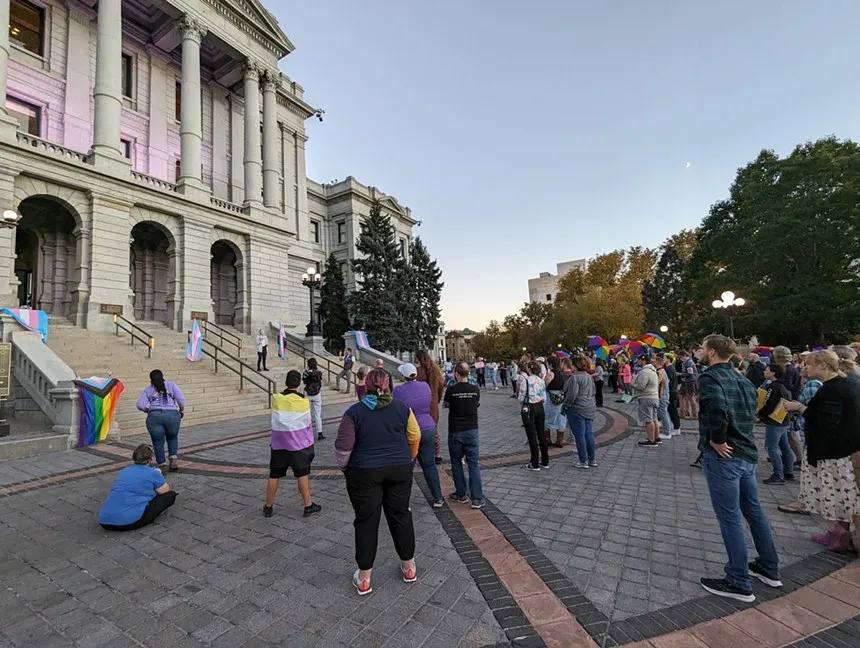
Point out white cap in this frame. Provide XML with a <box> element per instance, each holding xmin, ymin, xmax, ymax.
<box><xmin>397</xmin><ymin>363</ymin><xmax>418</xmax><ymax>378</ymax></box>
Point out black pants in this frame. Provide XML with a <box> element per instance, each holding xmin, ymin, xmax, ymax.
<box><xmin>100</xmin><ymin>492</ymin><xmax>176</xmax><ymax>531</ymax></box>
<box><xmin>595</xmin><ymin>380</ymin><xmax>604</xmax><ymax>407</ymax></box>
<box><xmin>669</xmin><ymin>392</ymin><xmax>681</xmax><ymax>430</ymax></box>
<box><xmin>500</xmin><ymin>372</ymin><xmax>508</xmax><ymax>387</ymax></box>
<box><xmin>476</xmin><ymin>371</ymin><xmax>486</xmax><ymax>388</ymax></box>
<box><xmin>345</xmin><ymin>463</ymin><xmax>415</xmax><ymax>570</ymax></box>
<box><xmin>521</xmin><ymin>402</ymin><xmax>548</xmax><ymax>468</ymax></box>
<box><xmin>608</xmin><ymin>375</ymin><xmax>618</xmax><ymax>393</ymax></box>
<box><xmin>257</xmin><ymin>346</ymin><xmax>268</xmax><ymax>371</ymax></box>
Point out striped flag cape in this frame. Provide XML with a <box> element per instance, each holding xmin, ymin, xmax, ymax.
<box><xmin>75</xmin><ymin>376</ymin><xmax>124</xmax><ymax>447</ymax></box>
<box><xmin>278</xmin><ymin>323</ymin><xmax>287</xmax><ymax>360</ymax></box>
<box><xmin>1</xmin><ymin>307</ymin><xmax>48</xmax><ymax>343</ymax></box>
<box><xmin>353</xmin><ymin>330</ymin><xmax>370</xmax><ymax>350</ymax></box>
<box><xmin>271</xmin><ymin>392</ymin><xmax>314</xmax><ymax>451</ymax></box>
<box><xmin>186</xmin><ymin>319</ymin><xmax>203</xmax><ymax>361</ymax></box>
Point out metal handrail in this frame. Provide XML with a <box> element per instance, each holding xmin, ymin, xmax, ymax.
<box><xmin>189</xmin><ymin>332</ymin><xmax>277</xmax><ymax>407</ymax></box>
<box><xmin>113</xmin><ymin>314</ymin><xmax>155</xmax><ymax>359</ymax></box>
<box><xmin>277</xmin><ymin>331</ymin><xmax>358</xmax><ymax>390</ymax></box>
<box><xmin>201</xmin><ymin>320</ymin><xmax>242</xmax><ymax>355</ymax></box>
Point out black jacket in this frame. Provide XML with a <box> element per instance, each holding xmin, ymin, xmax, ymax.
<box><xmin>758</xmin><ymin>378</ymin><xmax>791</xmax><ymax>427</ymax></box>
<box><xmin>804</xmin><ymin>376</ymin><xmax>860</xmax><ymax>466</ymax></box>
<box><xmin>746</xmin><ymin>363</ymin><xmax>766</xmax><ymax>388</ymax></box>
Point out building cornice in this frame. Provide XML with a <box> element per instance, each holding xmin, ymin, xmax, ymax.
<box><xmin>199</xmin><ymin>0</ymin><xmax>294</xmax><ymax>58</ymax></box>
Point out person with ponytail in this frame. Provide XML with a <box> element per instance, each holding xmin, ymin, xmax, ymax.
<box><xmin>136</xmin><ymin>369</ymin><xmax>186</xmax><ymax>473</ymax></box>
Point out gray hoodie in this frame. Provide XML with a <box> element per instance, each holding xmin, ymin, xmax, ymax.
<box><xmin>633</xmin><ymin>363</ymin><xmax>659</xmax><ymax>399</ymax></box>
<box><xmin>561</xmin><ymin>372</ymin><xmax>596</xmax><ymax>419</ymax></box>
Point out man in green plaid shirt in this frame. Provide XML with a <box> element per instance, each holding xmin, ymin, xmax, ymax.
<box><xmin>696</xmin><ymin>334</ymin><xmax>782</xmax><ymax>603</ymax></box>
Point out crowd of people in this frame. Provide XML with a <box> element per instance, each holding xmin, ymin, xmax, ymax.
<box><xmin>95</xmin><ymin>335</ymin><xmax>860</xmax><ymax>604</ymax></box>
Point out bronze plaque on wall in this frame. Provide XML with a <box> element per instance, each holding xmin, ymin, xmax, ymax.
<box><xmin>0</xmin><ymin>342</ymin><xmax>12</xmax><ymax>398</ymax></box>
<box><xmin>99</xmin><ymin>304</ymin><xmax>123</xmax><ymax>315</ymax></box>
<box><xmin>190</xmin><ymin>311</ymin><xmax>208</xmax><ymax>321</ymax></box>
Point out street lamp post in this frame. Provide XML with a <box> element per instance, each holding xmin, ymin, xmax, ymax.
<box><xmin>301</xmin><ymin>266</ymin><xmax>322</xmax><ymax>338</ymax></box>
<box><xmin>712</xmin><ymin>291</ymin><xmax>745</xmax><ymax>339</ymax></box>
<box><xmin>1</xmin><ymin>210</ymin><xmax>21</xmax><ymax>229</ymax></box>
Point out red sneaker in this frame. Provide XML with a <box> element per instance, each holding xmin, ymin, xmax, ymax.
<box><xmin>352</xmin><ymin>570</ymin><xmax>372</xmax><ymax>596</ymax></box>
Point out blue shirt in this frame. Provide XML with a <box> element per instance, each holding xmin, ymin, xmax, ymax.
<box><xmin>98</xmin><ymin>465</ymin><xmax>165</xmax><ymax>526</ymax></box>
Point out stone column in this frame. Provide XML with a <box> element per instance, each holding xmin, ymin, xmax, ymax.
<box><xmin>261</xmin><ymin>70</ymin><xmax>280</xmax><ymax>208</ymax></box>
<box><xmin>63</xmin><ymin>7</ymin><xmax>92</xmax><ymax>151</ymax></box>
<box><xmin>89</xmin><ymin>0</ymin><xmax>127</xmax><ymax>170</ymax></box>
<box><xmin>0</xmin><ymin>0</ymin><xmax>18</xmax><ymax>140</ymax></box>
<box><xmin>178</xmin><ymin>16</ymin><xmax>207</xmax><ymax>195</ymax></box>
<box><xmin>146</xmin><ymin>47</ymin><xmax>170</xmax><ymax>179</ymax></box>
<box><xmin>242</xmin><ymin>62</ymin><xmax>263</xmax><ymax>206</ymax></box>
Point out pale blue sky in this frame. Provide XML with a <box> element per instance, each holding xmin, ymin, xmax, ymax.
<box><xmin>271</xmin><ymin>0</ymin><xmax>860</xmax><ymax>330</ymax></box>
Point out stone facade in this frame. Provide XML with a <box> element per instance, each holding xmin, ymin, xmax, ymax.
<box><xmin>527</xmin><ymin>258</ymin><xmax>587</xmax><ymax>304</ymax></box>
<box><xmin>0</xmin><ymin>0</ymin><xmax>414</xmax><ymax>334</ymax></box>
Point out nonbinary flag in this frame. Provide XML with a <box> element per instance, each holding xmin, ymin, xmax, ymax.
<box><xmin>1</xmin><ymin>307</ymin><xmax>48</xmax><ymax>343</ymax></box>
<box><xmin>278</xmin><ymin>323</ymin><xmax>287</xmax><ymax>360</ymax></box>
<box><xmin>353</xmin><ymin>330</ymin><xmax>370</xmax><ymax>350</ymax></box>
<box><xmin>186</xmin><ymin>320</ymin><xmax>203</xmax><ymax>361</ymax></box>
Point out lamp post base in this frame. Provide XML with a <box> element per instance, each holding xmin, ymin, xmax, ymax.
<box><xmin>305</xmin><ymin>322</ymin><xmax>321</xmax><ymax>338</ymax></box>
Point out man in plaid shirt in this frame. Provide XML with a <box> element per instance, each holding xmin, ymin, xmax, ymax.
<box><xmin>697</xmin><ymin>334</ymin><xmax>782</xmax><ymax>603</ymax></box>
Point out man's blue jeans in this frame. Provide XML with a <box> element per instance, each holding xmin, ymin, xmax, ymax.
<box><xmin>417</xmin><ymin>427</ymin><xmax>442</xmax><ymax>501</ymax></box>
<box><xmin>701</xmin><ymin>452</ymin><xmax>780</xmax><ymax>591</ymax></box>
<box><xmin>765</xmin><ymin>425</ymin><xmax>795</xmax><ymax>479</ymax></box>
<box><xmin>448</xmin><ymin>429</ymin><xmax>483</xmax><ymax>502</ymax></box>
<box><xmin>658</xmin><ymin>399</ymin><xmax>672</xmax><ymax>435</ymax></box>
<box><xmin>566</xmin><ymin>412</ymin><xmax>595</xmax><ymax>464</ymax></box>
<box><xmin>146</xmin><ymin>410</ymin><xmax>181</xmax><ymax>465</ymax></box>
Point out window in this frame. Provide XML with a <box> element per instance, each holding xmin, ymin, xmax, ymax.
<box><xmin>10</xmin><ymin>0</ymin><xmax>44</xmax><ymax>56</ymax></box>
<box><xmin>121</xmin><ymin>53</ymin><xmax>134</xmax><ymax>99</ymax></box>
<box><xmin>310</xmin><ymin>220</ymin><xmax>320</xmax><ymax>243</ymax></box>
<box><xmin>6</xmin><ymin>96</ymin><xmax>40</xmax><ymax>136</ymax></box>
<box><xmin>121</xmin><ymin>139</ymin><xmax>131</xmax><ymax>160</ymax></box>
<box><xmin>336</xmin><ymin>221</ymin><xmax>345</xmax><ymax>244</ymax></box>
<box><xmin>174</xmin><ymin>82</ymin><xmax>181</xmax><ymax>121</ymax></box>
<box><xmin>399</xmin><ymin>239</ymin><xmax>407</xmax><ymax>259</ymax></box>
<box><xmin>546</xmin><ymin>294</ymin><xmax>552</xmax><ymax>302</ymax></box>
<box><xmin>174</xmin><ymin>160</ymin><xmax>181</xmax><ymax>182</ymax></box>
<box><xmin>339</xmin><ymin>261</ymin><xmax>347</xmax><ymax>280</ymax></box>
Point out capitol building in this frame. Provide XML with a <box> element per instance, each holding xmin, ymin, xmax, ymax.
<box><xmin>0</xmin><ymin>0</ymin><xmax>416</xmax><ymax>333</ymax></box>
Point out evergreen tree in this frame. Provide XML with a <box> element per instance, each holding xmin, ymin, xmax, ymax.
<box><xmin>349</xmin><ymin>200</ymin><xmax>406</xmax><ymax>353</ymax></box>
<box><xmin>407</xmin><ymin>237</ymin><xmax>444</xmax><ymax>349</ymax></box>
<box><xmin>317</xmin><ymin>253</ymin><xmax>351</xmax><ymax>352</ymax></box>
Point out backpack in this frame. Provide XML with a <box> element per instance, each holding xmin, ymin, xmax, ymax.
<box><xmin>303</xmin><ymin>370</ymin><xmax>322</xmax><ymax>396</ymax></box>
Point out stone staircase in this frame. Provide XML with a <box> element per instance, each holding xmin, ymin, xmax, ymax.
<box><xmin>44</xmin><ymin>319</ymin><xmax>301</xmax><ymax>438</ymax></box>
<box><xmin>43</xmin><ymin>319</ymin><xmax>356</xmax><ymax>440</ymax></box>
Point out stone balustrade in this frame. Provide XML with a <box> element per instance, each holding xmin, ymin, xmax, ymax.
<box><xmin>210</xmin><ymin>196</ymin><xmax>244</xmax><ymax>214</ymax></box>
<box><xmin>130</xmin><ymin>170</ymin><xmax>179</xmax><ymax>193</ymax></box>
<box><xmin>16</xmin><ymin>133</ymin><xmax>87</xmax><ymax>164</ymax></box>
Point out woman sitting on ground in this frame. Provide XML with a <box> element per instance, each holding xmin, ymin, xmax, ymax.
<box><xmin>98</xmin><ymin>444</ymin><xmax>176</xmax><ymax>531</ymax></box>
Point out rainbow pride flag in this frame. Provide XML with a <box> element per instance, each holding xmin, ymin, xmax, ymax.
<box><xmin>352</xmin><ymin>330</ymin><xmax>370</xmax><ymax>350</ymax></box>
<box><xmin>1</xmin><ymin>308</ymin><xmax>48</xmax><ymax>343</ymax></box>
<box><xmin>75</xmin><ymin>376</ymin><xmax>124</xmax><ymax>447</ymax></box>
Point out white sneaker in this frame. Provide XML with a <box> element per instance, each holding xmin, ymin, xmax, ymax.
<box><xmin>672</xmin><ymin>430</ymin><xmax>682</xmax><ymax>437</ymax></box>
<box><xmin>659</xmin><ymin>433</ymin><xmax>673</xmax><ymax>440</ymax></box>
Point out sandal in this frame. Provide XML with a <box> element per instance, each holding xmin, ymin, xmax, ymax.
<box><xmin>778</xmin><ymin>502</ymin><xmax>809</xmax><ymax>515</ymax></box>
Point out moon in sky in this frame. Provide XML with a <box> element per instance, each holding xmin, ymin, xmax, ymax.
<box><xmin>685</xmin><ymin>161</ymin><xmax>692</xmax><ymax>168</ymax></box>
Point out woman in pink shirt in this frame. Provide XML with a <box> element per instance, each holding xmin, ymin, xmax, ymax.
<box><xmin>620</xmin><ymin>360</ymin><xmax>633</xmax><ymax>396</ymax></box>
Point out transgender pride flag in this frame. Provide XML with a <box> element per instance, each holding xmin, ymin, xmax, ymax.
<box><xmin>1</xmin><ymin>308</ymin><xmax>48</xmax><ymax>343</ymax></box>
<box><xmin>353</xmin><ymin>330</ymin><xmax>370</xmax><ymax>350</ymax></box>
<box><xmin>186</xmin><ymin>320</ymin><xmax>203</xmax><ymax>361</ymax></box>
<box><xmin>278</xmin><ymin>323</ymin><xmax>287</xmax><ymax>360</ymax></box>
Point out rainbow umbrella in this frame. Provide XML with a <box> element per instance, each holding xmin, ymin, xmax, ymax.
<box><xmin>554</xmin><ymin>350</ymin><xmax>571</xmax><ymax>358</ymax></box>
<box><xmin>626</xmin><ymin>341</ymin><xmax>646</xmax><ymax>356</ymax></box>
<box><xmin>753</xmin><ymin>345</ymin><xmax>773</xmax><ymax>354</ymax></box>
<box><xmin>595</xmin><ymin>345</ymin><xmax>611</xmax><ymax>360</ymax></box>
<box><xmin>641</xmin><ymin>332</ymin><xmax>666</xmax><ymax>349</ymax></box>
<box><xmin>609</xmin><ymin>344</ymin><xmax>624</xmax><ymax>354</ymax></box>
<box><xmin>587</xmin><ymin>335</ymin><xmax>607</xmax><ymax>349</ymax></box>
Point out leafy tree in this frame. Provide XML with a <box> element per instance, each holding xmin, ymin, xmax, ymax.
<box><xmin>641</xmin><ymin>231</ymin><xmax>700</xmax><ymax>348</ymax></box>
<box><xmin>688</xmin><ymin>137</ymin><xmax>860</xmax><ymax>346</ymax></box>
<box><xmin>408</xmin><ymin>237</ymin><xmax>444</xmax><ymax>348</ymax></box>
<box><xmin>317</xmin><ymin>253</ymin><xmax>351</xmax><ymax>352</ymax></box>
<box><xmin>350</xmin><ymin>200</ymin><xmax>407</xmax><ymax>353</ymax></box>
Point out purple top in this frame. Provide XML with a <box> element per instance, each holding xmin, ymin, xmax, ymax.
<box><xmin>392</xmin><ymin>380</ymin><xmax>435</xmax><ymax>430</ymax></box>
<box><xmin>136</xmin><ymin>381</ymin><xmax>186</xmax><ymax>412</ymax></box>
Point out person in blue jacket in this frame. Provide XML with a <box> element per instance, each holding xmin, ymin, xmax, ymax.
<box><xmin>99</xmin><ymin>444</ymin><xmax>176</xmax><ymax>531</ymax></box>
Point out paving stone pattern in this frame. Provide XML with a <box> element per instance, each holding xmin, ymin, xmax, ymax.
<box><xmin>0</xmin><ymin>471</ymin><xmax>506</xmax><ymax>647</ymax></box>
<box><xmin>0</xmin><ymin>450</ymin><xmax>113</xmax><ymax>488</ymax></box>
<box><xmin>483</xmin><ymin>400</ymin><xmax>824</xmax><ymax>622</ymax></box>
<box><xmin>787</xmin><ymin>614</ymin><xmax>860</xmax><ymax>647</ymax></box>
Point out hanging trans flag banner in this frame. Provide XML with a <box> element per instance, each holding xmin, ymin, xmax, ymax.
<box><xmin>75</xmin><ymin>376</ymin><xmax>124</xmax><ymax>447</ymax></box>
<box><xmin>186</xmin><ymin>320</ymin><xmax>203</xmax><ymax>361</ymax></box>
<box><xmin>1</xmin><ymin>308</ymin><xmax>48</xmax><ymax>343</ymax></box>
<box><xmin>278</xmin><ymin>323</ymin><xmax>287</xmax><ymax>360</ymax></box>
<box><xmin>353</xmin><ymin>330</ymin><xmax>370</xmax><ymax>350</ymax></box>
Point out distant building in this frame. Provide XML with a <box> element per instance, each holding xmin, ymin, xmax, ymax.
<box><xmin>431</xmin><ymin>322</ymin><xmax>447</xmax><ymax>364</ymax></box>
<box><xmin>528</xmin><ymin>259</ymin><xmax>587</xmax><ymax>303</ymax></box>
<box><xmin>445</xmin><ymin>330</ymin><xmax>475</xmax><ymax>363</ymax></box>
